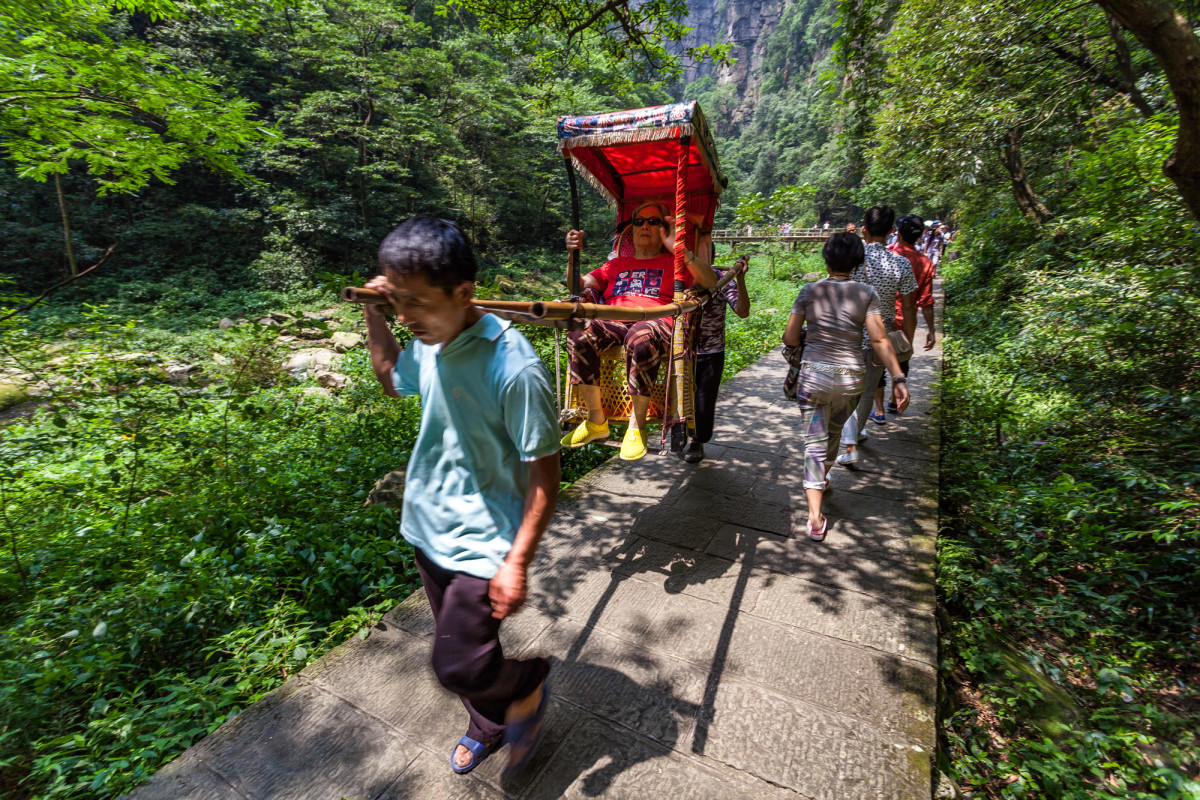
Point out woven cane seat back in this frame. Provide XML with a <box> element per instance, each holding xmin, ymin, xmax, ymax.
<box><xmin>564</xmin><ymin>346</ymin><xmax>666</xmax><ymax>424</ymax></box>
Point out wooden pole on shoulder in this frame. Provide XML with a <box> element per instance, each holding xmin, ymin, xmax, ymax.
<box><xmin>341</xmin><ymin>286</ymin><xmax>703</xmax><ymax>324</ymax></box>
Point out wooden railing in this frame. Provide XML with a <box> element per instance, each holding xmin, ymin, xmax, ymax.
<box><xmin>710</xmin><ymin>228</ymin><xmax>833</xmax><ymax>242</ymax></box>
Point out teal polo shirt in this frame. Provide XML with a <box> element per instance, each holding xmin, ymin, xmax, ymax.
<box><xmin>392</xmin><ymin>313</ymin><xmax>560</xmax><ymax>579</ymax></box>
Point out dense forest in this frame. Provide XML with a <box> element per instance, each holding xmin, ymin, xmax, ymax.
<box><xmin>3</xmin><ymin>0</ymin><xmax>1199</xmax><ymax>796</ymax></box>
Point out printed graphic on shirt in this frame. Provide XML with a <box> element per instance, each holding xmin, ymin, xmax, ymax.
<box><xmin>611</xmin><ymin>267</ymin><xmax>665</xmax><ymax>300</ymax></box>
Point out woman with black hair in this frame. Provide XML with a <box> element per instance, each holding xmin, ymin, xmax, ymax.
<box><xmin>782</xmin><ymin>232</ymin><xmax>911</xmax><ymax>541</ymax></box>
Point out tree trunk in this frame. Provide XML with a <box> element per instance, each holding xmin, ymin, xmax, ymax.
<box><xmin>1107</xmin><ymin>13</ymin><xmax>1155</xmax><ymax>118</ymax></box>
<box><xmin>1095</xmin><ymin>0</ymin><xmax>1200</xmax><ymax>221</ymax></box>
<box><xmin>54</xmin><ymin>173</ymin><xmax>78</xmax><ymax>277</ymax></box>
<box><xmin>1000</xmin><ymin>128</ymin><xmax>1054</xmax><ymax>224</ymax></box>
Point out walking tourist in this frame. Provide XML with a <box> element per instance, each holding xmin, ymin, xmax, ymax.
<box><xmin>925</xmin><ymin>225</ymin><xmax>945</xmax><ymax>266</ymax></box>
<box><xmin>672</xmin><ymin>253</ymin><xmax>751</xmax><ymax>463</ymax></box>
<box><xmin>783</xmin><ymin>232</ymin><xmax>910</xmax><ymax>541</ymax></box>
<box><xmin>362</xmin><ymin>216</ymin><xmax>561</xmax><ymax>777</ymax></box>
<box><xmin>836</xmin><ymin>206</ymin><xmax>917</xmax><ymax>467</ymax></box>
<box><xmin>882</xmin><ymin>214</ymin><xmax>936</xmax><ymax>413</ymax></box>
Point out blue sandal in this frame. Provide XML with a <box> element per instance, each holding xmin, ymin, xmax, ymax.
<box><xmin>450</xmin><ymin>734</ymin><xmax>501</xmax><ymax>775</ymax></box>
<box><xmin>503</xmin><ymin>680</ymin><xmax>550</xmax><ymax>778</ymax></box>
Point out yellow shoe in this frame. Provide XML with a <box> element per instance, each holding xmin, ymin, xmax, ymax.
<box><xmin>619</xmin><ymin>427</ymin><xmax>648</xmax><ymax>461</ymax></box>
<box><xmin>561</xmin><ymin>419</ymin><xmax>609</xmax><ymax>448</ymax></box>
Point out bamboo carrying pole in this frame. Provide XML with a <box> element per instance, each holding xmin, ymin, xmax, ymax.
<box><xmin>341</xmin><ymin>286</ymin><xmax>704</xmax><ymax>323</ymax></box>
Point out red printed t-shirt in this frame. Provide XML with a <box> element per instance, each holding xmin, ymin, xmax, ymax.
<box><xmin>888</xmin><ymin>241</ymin><xmax>935</xmax><ymax>328</ymax></box>
<box><xmin>587</xmin><ymin>253</ymin><xmax>692</xmax><ymax>309</ymax></box>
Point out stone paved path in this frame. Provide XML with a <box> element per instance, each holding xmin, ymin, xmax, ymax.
<box><xmin>126</xmin><ymin>316</ymin><xmax>941</xmax><ymax>800</ymax></box>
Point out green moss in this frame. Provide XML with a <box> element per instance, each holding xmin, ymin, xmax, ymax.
<box><xmin>0</xmin><ymin>381</ymin><xmax>28</xmax><ymax>410</ymax></box>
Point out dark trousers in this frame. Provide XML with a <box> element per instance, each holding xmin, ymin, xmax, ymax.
<box><xmin>672</xmin><ymin>350</ymin><xmax>725</xmax><ymax>448</ymax></box>
<box><xmin>693</xmin><ymin>351</ymin><xmax>725</xmax><ymax>443</ymax></box>
<box><xmin>414</xmin><ymin>548</ymin><xmax>549</xmax><ymax>744</ymax></box>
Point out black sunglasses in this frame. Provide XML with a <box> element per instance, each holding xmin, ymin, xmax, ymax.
<box><xmin>632</xmin><ymin>216</ymin><xmax>665</xmax><ymax>227</ymax></box>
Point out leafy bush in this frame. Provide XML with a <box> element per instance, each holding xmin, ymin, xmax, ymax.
<box><xmin>936</xmin><ymin>111</ymin><xmax>1200</xmax><ymax>798</ymax></box>
<box><xmin>0</xmin><ymin>308</ymin><xmax>423</xmax><ymax>797</ymax></box>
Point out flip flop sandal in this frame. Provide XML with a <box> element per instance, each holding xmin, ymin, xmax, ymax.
<box><xmin>503</xmin><ymin>680</ymin><xmax>550</xmax><ymax>779</ymax></box>
<box><xmin>809</xmin><ymin>515</ymin><xmax>829</xmax><ymax>542</ymax></box>
<box><xmin>450</xmin><ymin>734</ymin><xmax>501</xmax><ymax>775</ymax></box>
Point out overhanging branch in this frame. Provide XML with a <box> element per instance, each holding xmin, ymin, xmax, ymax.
<box><xmin>0</xmin><ymin>245</ymin><xmax>117</xmax><ymax>323</ymax></box>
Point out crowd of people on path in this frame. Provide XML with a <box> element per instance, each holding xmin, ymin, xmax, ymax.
<box><xmin>355</xmin><ymin>203</ymin><xmax>939</xmax><ymax>781</ymax></box>
<box><xmin>888</xmin><ymin>219</ymin><xmax>953</xmax><ymax>268</ymax></box>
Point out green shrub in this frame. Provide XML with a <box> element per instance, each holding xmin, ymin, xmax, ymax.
<box><xmin>936</xmin><ymin>111</ymin><xmax>1200</xmax><ymax>798</ymax></box>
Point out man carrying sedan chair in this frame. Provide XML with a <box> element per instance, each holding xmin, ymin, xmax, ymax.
<box><xmin>560</xmin><ymin>200</ymin><xmax>717</xmax><ymax>460</ymax></box>
<box><xmin>361</xmin><ymin>216</ymin><xmax>560</xmax><ymax>778</ymax></box>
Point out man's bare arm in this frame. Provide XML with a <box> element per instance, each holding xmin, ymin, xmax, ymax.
<box><xmin>488</xmin><ymin>451</ymin><xmax>560</xmax><ymax>619</ymax></box>
<box><xmin>683</xmin><ymin>232</ymin><xmax>716</xmax><ymax>289</ymax></box>
<box><xmin>921</xmin><ymin>305</ymin><xmax>936</xmax><ymax>349</ymax></box>
<box><xmin>363</xmin><ymin>275</ymin><xmax>401</xmax><ymax>398</ymax></box>
<box><xmin>900</xmin><ymin>291</ymin><xmax>917</xmax><ymax>344</ymax></box>
<box><xmin>733</xmin><ymin>256</ymin><xmax>751</xmax><ymax>318</ymax></box>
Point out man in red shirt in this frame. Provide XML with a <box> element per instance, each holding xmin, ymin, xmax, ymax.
<box><xmin>560</xmin><ymin>201</ymin><xmax>717</xmax><ymax>461</ymax></box>
<box><xmin>886</xmin><ymin>214</ymin><xmax>937</xmax><ymax>410</ymax></box>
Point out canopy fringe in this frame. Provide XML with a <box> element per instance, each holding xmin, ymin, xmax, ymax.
<box><xmin>566</xmin><ymin>159</ymin><xmax>617</xmax><ymax>205</ymax></box>
<box><xmin>557</xmin><ymin>125</ymin><xmax>696</xmax><ymax>152</ymax></box>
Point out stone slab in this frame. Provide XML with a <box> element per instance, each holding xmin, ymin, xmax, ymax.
<box><xmin>122</xmin><ymin>757</ymin><xmax>244</xmax><ymax>800</ymax></box>
<box><xmin>627</xmin><ymin>503</ymin><xmax>726</xmax><ymax>550</ymax></box>
<box><xmin>556</xmin><ymin>484</ymin><xmax>660</xmax><ymax>528</ymax></box>
<box><xmin>526</xmin><ymin>568</ymin><xmax>663</xmax><ymax>640</ymax></box>
<box><xmin>376</xmin><ymin>750</ymin><xmax>504</xmax><ymax>799</ymax></box>
<box><xmin>669</xmin><ymin>485</ymin><xmax>795</xmax><ymax>535</ymax></box>
<box><xmin>716</xmin><ymin>613</ymin><xmax>937</xmax><ymax>749</ymax></box>
<box><xmin>183</xmin><ymin>681</ymin><xmax>418</xmax><ymax>800</ymax></box>
<box><xmin>700</xmin><ymin>678</ymin><xmax>930</xmax><ymax>800</ymax></box>
<box><xmin>750</xmin><ymin>573</ymin><xmax>937</xmax><ymax>665</ymax></box>
<box><xmin>525</xmin><ymin>714</ymin><xmax>801</xmax><ymax>800</ymax></box>
<box><xmin>530</xmin><ymin>620</ymin><xmax>707</xmax><ymax>747</ymax></box>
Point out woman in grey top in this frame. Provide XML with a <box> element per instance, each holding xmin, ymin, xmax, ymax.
<box><xmin>782</xmin><ymin>233</ymin><xmax>910</xmax><ymax>541</ymax></box>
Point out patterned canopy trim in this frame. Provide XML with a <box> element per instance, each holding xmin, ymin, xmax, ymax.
<box><xmin>556</xmin><ymin>102</ymin><xmax>724</xmax><ymax>205</ymax></box>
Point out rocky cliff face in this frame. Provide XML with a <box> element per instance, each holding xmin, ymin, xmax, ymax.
<box><xmin>677</xmin><ymin>0</ymin><xmax>785</xmax><ymax>121</ymax></box>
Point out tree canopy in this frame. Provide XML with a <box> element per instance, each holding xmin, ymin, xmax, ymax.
<box><xmin>0</xmin><ymin>0</ymin><xmax>274</xmax><ymax>194</ymax></box>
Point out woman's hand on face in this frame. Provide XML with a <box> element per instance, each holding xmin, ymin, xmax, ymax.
<box><xmin>893</xmin><ymin>381</ymin><xmax>911</xmax><ymax>413</ymax></box>
<box><xmin>659</xmin><ymin>220</ymin><xmax>675</xmax><ymax>252</ymax></box>
<box><xmin>565</xmin><ymin>229</ymin><xmax>584</xmax><ymax>250</ymax></box>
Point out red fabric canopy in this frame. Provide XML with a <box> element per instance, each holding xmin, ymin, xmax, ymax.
<box><xmin>557</xmin><ymin>102</ymin><xmax>725</xmax><ymax>232</ymax></box>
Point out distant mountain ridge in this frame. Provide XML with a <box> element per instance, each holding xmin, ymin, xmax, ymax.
<box><xmin>676</xmin><ymin>0</ymin><xmax>786</xmax><ymax>123</ymax></box>
<box><xmin>672</xmin><ymin>0</ymin><xmax>854</xmax><ymax>220</ymax></box>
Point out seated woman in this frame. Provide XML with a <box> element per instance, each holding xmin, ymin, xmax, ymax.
<box><xmin>561</xmin><ymin>201</ymin><xmax>717</xmax><ymax>461</ymax></box>
<box><xmin>782</xmin><ymin>232</ymin><xmax>910</xmax><ymax>541</ymax></box>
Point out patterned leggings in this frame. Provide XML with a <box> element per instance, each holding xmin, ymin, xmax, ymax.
<box><xmin>794</xmin><ymin>367</ymin><xmax>865</xmax><ymax>489</ymax></box>
<box><xmin>567</xmin><ymin>318</ymin><xmax>673</xmax><ymax>396</ymax></box>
